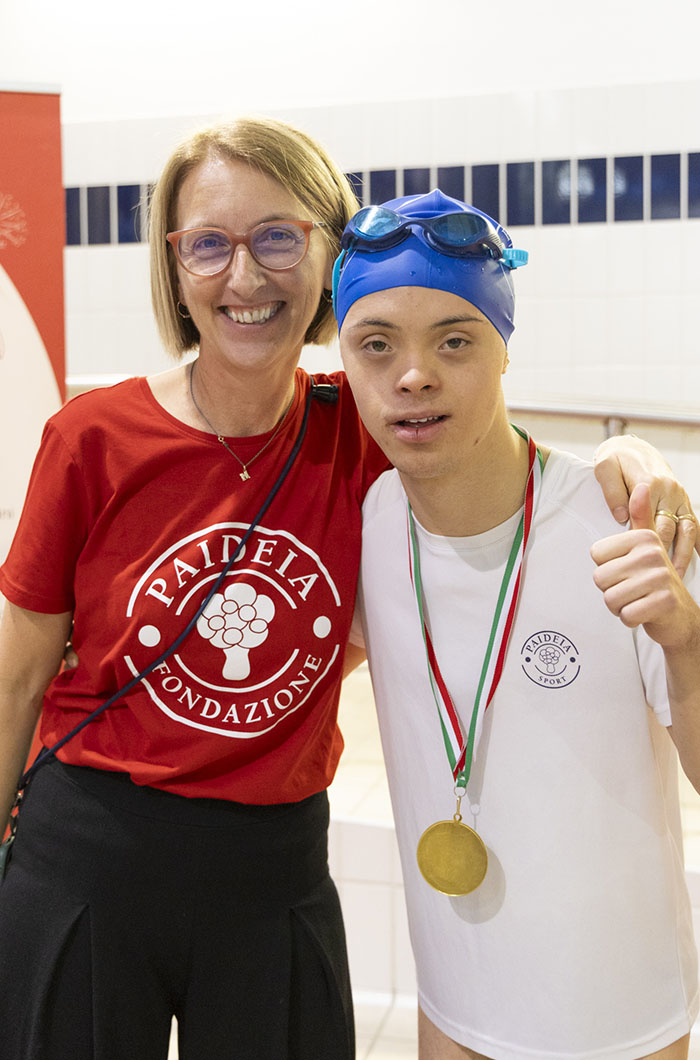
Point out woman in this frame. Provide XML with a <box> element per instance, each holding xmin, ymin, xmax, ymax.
<box><xmin>0</xmin><ymin>117</ymin><xmax>694</xmax><ymax>1060</ymax></box>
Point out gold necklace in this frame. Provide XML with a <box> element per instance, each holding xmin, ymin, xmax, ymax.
<box><xmin>189</xmin><ymin>361</ymin><xmax>294</xmax><ymax>481</ymax></box>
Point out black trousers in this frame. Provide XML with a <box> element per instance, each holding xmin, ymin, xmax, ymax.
<box><xmin>0</xmin><ymin>759</ymin><xmax>354</xmax><ymax>1060</ymax></box>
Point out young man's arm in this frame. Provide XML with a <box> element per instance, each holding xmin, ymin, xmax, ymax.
<box><xmin>594</xmin><ymin>435</ymin><xmax>698</xmax><ymax>574</ymax></box>
<box><xmin>591</xmin><ymin>484</ymin><xmax>700</xmax><ymax>793</ymax></box>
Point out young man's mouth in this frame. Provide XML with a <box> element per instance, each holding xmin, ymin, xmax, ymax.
<box><xmin>392</xmin><ymin>415</ymin><xmax>447</xmax><ymax>441</ymax></box>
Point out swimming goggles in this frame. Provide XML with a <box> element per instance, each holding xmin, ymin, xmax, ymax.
<box><xmin>339</xmin><ymin>205</ymin><xmax>527</xmax><ymax>269</ymax></box>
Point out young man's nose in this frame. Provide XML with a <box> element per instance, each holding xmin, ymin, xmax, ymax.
<box><xmin>397</xmin><ymin>353</ymin><xmax>438</xmax><ymax>393</ymax></box>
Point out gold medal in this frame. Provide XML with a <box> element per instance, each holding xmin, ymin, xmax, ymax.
<box><xmin>417</xmin><ymin>815</ymin><xmax>488</xmax><ymax>896</ymax></box>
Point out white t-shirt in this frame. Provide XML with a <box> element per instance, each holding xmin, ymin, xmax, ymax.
<box><xmin>354</xmin><ymin>448</ymin><xmax>699</xmax><ymax>1060</ymax></box>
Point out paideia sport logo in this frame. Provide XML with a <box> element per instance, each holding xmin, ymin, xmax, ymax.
<box><xmin>520</xmin><ymin>629</ymin><xmax>581</xmax><ymax>689</ymax></box>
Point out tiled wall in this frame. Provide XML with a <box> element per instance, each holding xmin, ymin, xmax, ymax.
<box><xmin>62</xmin><ymin>82</ymin><xmax>700</xmax><ymax>503</ymax></box>
<box><xmin>64</xmin><ymin>152</ymin><xmax>700</xmax><ymax>247</ymax></box>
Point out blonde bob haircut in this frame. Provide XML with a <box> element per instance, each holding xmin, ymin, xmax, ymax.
<box><xmin>149</xmin><ymin>116</ymin><xmax>359</xmax><ymax>357</ymax></box>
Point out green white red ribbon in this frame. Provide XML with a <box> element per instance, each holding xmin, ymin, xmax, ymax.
<box><xmin>407</xmin><ymin>427</ymin><xmax>543</xmax><ymax>786</ymax></box>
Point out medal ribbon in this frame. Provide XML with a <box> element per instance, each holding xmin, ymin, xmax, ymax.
<box><xmin>407</xmin><ymin>427</ymin><xmax>543</xmax><ymax>786</ymax></box>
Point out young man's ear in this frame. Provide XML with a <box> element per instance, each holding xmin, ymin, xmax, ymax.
<box><xmin>502</xmin><ymin>352</ymin><xmax>510</xmax><ymax>374</ymax></box>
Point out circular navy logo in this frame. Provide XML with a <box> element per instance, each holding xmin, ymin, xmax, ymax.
<box><xmin>521</xmin><ymin>630</ymin><xmax>580</xmax><ymax>689</ymax></box>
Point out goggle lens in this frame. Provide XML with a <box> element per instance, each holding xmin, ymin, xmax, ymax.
<box><xmin>342</xmin><ymin>207</ymin><xmax>505</xmax><ymax>259</ymax></box>
<box><xmin>352</xmin><ymin>206</ymin><xmax>405</xmax><ymax>239</ymax></box>
<box><xmin>430</xmin><ymin>213</ymin><xmax>490</xmax><ymax>246</ymax></box>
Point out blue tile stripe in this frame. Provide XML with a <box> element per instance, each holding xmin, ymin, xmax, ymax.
<box><xmin>64</xmin><ymin>152</ymin><xmax>700</xmax><ymax>246</ymax></box>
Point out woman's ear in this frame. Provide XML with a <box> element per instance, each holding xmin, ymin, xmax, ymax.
<box><xmin>502</xmin><ymin>351</ymin><xmax>510</xmax><ymax>374</ymax></box>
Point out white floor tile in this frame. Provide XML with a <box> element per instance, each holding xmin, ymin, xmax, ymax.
<box><xmin>380</xmin><ymin>998</ymin><xmax>418</xmax><ymax>1042</ymax></box>
<box><xmin>366</xmin><ymin>1039</ymin><xmax>417</xmax><ymax>1059</ymax></box>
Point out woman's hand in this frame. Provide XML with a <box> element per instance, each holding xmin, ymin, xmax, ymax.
<box><xmin>591</xmin><ymin>485</ymin><xmax>698</xmax><ymax>647</ymax></box>
<box><xmin>592</xmin><ymin>483</ymin><xmax>700</xmax><ymax>792</ymax></box>
<box><xmin>594</xmin><ymin>434</ymin><xmax>698</xmax><ymax>576</ymax></box>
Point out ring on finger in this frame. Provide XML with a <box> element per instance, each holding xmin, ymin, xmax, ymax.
<box><xmin>677</xmin><ymin>513</ymin><xmax>697</xmax><ymax>523</ymax></box>
<box><xmin>656</xmin><ymin>509</ymin><xmax>680</xmax><ymax>524</ymax></box>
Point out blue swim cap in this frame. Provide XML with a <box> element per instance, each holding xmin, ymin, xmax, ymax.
<box><xmin>333</xmin><ymin>189</ymin><xmax>525</xmax><ymax>344</ymax></box>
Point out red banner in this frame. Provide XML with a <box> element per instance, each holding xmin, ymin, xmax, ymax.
<box><xmin>0</xmin><ymin>88</ymin><xmax>64</xmax><ymax>565</ymax></box>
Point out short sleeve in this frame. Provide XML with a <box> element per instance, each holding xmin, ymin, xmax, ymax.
<box><xmin>0</xmin><ymin>420</ymin><xmax>89</xmax><ymax>613</ymax></box>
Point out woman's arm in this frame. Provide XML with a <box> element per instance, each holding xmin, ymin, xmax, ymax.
<box><xmin>594</xmin><ymin>435</ymin><xmax>697</xmax><ymax>575</ymax></box>
<box><xmin>591</xmin><ymin>484</ymin><xmax>700</xmax><ymax>792</ymax></box>
<box><xmin>0</xmin><ymin>602</ymin><xmax>73</xmax><ymax>833</ymax></box>
<box><xmin>343</xmin><ymin>643</ymin><xmax>367</xmax><ymax>678</ymax></box>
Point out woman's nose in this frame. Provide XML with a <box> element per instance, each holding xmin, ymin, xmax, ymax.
<box><xmin>225</xmin><ymin>242</ymin><xmax>266</xmax><ymax>296</ymax></box>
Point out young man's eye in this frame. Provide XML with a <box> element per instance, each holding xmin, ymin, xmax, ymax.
<box><xmin>362</xmin><ymin>339</ymin><xmax>390</xmax><ymax>354</ymax></box>
<box><xmin>442</xmin><ymin>336</ymin><xmax>469</xmax><ymax>350</ymax></box>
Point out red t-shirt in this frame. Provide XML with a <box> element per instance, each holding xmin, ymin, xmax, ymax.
<box><xmin>0</xmin><ymin>370</ymin><xmax>387</xmax><ymax>802</ymax></box>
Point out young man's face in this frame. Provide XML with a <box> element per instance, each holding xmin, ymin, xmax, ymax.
<box><xmin>340</xmin><ymin>286</ymin><xmax>509</xmax><ymax>487</ymax></box>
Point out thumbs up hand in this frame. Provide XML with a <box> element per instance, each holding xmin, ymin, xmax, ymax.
<box><xmin>591</xmin><ymin>484</ymin><xmax>699</xmax><ymax>650</ymax></box>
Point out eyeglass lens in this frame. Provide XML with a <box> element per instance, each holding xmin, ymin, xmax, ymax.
<box><xmin>178</xmin><ymin>223</ymin><xmax>309</xmax><ymax>275</ymax></box>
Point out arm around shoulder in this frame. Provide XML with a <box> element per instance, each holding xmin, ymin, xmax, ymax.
<box><xmin>0</xmin><ymin>601</ymin><xmax>73</xmax><ymax>832</ymax></box>
<box><xmin>594</xmin><ymin>434</ymin><xmax>698</xmax><ymax>574</ymax></box>
<box><xmin>590</xmin><ymin>484</ymin><xmax>700</xmax><ymax>792</ymax></box>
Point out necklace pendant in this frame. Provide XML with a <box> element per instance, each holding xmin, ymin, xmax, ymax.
<box><xmin>239</xmin><ymin>468</ymin><xmax>250</xmax><ymax>482</ymax></box>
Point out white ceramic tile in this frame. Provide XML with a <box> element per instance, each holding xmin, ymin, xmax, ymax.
<box><xmin>356</xmin><ymin>1034</ymin><xmax>374</xmax><ymax>1060</ymax></box>
<box><xmin>329</xmin><ymin>761</ymin><xmax>386</xmax><ymax>819</ymax></box>
<box><xmin>393</xmin><ymin>99</ymin><xmax>433</xmax><ymax>167</ymax></box>
<box><xmin>366</xmin><ymin>1039</ymin><xmax>416</xmax><ymax>1059</ymax></box>
<box><xmin>353</xmin><ymin>994</ymin><xmax>393</xmax><ymax>1040</ymax></box>
<box><xmin>570</xmin><ymin>225</ymin><xmax>611</xmax><ymax>298</ymax></box>
<box><xmin>607</xmin><ymin>224</ymin><xmax>649</xmax><ymax>296</ymax></box>
<box><xmin>644</xmin><ymin>223</ymin><xmax>684</xmax><ymax>296</ymax></box>
<box><xmin>427</xmin><ymin>97</ymin><xmax>477</xmax><ymax>168</ymax></box>
<box><xmin>531</xmin><ymin>227</ymin><xmax>574</xmax><ymax>299</ymax></box>
<box><xmin>535</xmin><ymin>89</ymin><xmax>575</xmax><ymax>159</ymax></box>
<box><xmin>342</xmin><ymin>880</ymin><xmax>394</xmax><ymax>993</ymax></box>
<box><xmin>464</xmin><ymin>93</ymin><xmax>506</xmax><ymax>165</ymax></box>
<box><xmin>504</xmin><ymin>90</ymin><xmax>538</xmax><ymax>161</ymax></box>
<box><xmin>340</xmin><ymin>820</ymin><xmax>395</xmax><ymax>884</ymax></box>
<box><xmin>393</xmin><ymin>890</ymin><xmax>418</xmax><ymax>996</ymax></box>
<box><xmin>644</xmin><ymin>83</ymin><xmax>694</xmax><ymax>153</ymax></box>
<box><xmin>607</xmin><ymin>85</ymin><xmax>651</xmax><ymax>155</ymax></box>
<box><xmin>572</xmin><ymin>86</ymin><xmax>613</xmax><ymax>158</ymax></box>
<box><xmin>351</xmin><ymin>779</ymin><xmax>395</xmax><ymax>827</ymax></box>
<box><xmin>380</xmin><ymin>996</ymin><xmax>418</xmax><ymax>1041</ymax></box>
<box><xmin>680</xmin><ymin>231</ymin><xmax>700</xmax><ymax>298</ymax></box>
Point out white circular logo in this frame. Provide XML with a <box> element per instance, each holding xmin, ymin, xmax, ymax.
<box><xmin>520</xmin><ymin>630</ymin><xmax>580</xmax><ymax>689</ymax></box>
<box><xmin>122</xmin><ymin>521</ymin><xmax>341</xmax><ymax>737</ymax></box>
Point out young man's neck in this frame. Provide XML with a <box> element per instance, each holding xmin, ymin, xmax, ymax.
<box><xmin>402</xmin><ymin>425</ymin><xmax>545</xmax><ymax>537</ymax></box>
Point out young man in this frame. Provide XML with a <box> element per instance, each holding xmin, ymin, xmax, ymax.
<box><xmin>334</xmin><ymin>190</ymin><xmax>700</xmax><ymax>1060</ymax></box>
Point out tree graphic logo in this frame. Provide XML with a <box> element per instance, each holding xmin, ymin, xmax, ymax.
<box><xmin>520</xmin><ymin>630</ymin><xmax>580</xmax><ymax>688</ymax></box>
<box><xmin>0</xmin><ymin>193</ymin><xmax>27</xmax><ymax>250</ymax></box>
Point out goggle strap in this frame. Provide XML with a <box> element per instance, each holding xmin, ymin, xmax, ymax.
<box><xmin>502</xmin><ymin>248</ymin><xmax>529</xmax><ymax>270</ymax></box>
<box><xmin>331</xmin><ymin>249</ymin><xmax>346</xmax><ymax>318</ymax></box>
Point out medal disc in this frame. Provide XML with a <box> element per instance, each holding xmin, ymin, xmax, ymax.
<box><xmin>417</xmin><ymin>818</ymin><xmax>488</xmax><ymax>895</ymax></box>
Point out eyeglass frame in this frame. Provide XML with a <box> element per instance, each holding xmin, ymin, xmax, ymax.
<box><xmin>166</xmin><ymin>220</ymin><xmax>326</xmax><ymax>276</ymax></box>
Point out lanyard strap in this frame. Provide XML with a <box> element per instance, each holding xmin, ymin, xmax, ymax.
<box><xmin>407</xmin><ymin>428</ymin><xmax>543</xmax><ymax>787</ymax></box>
